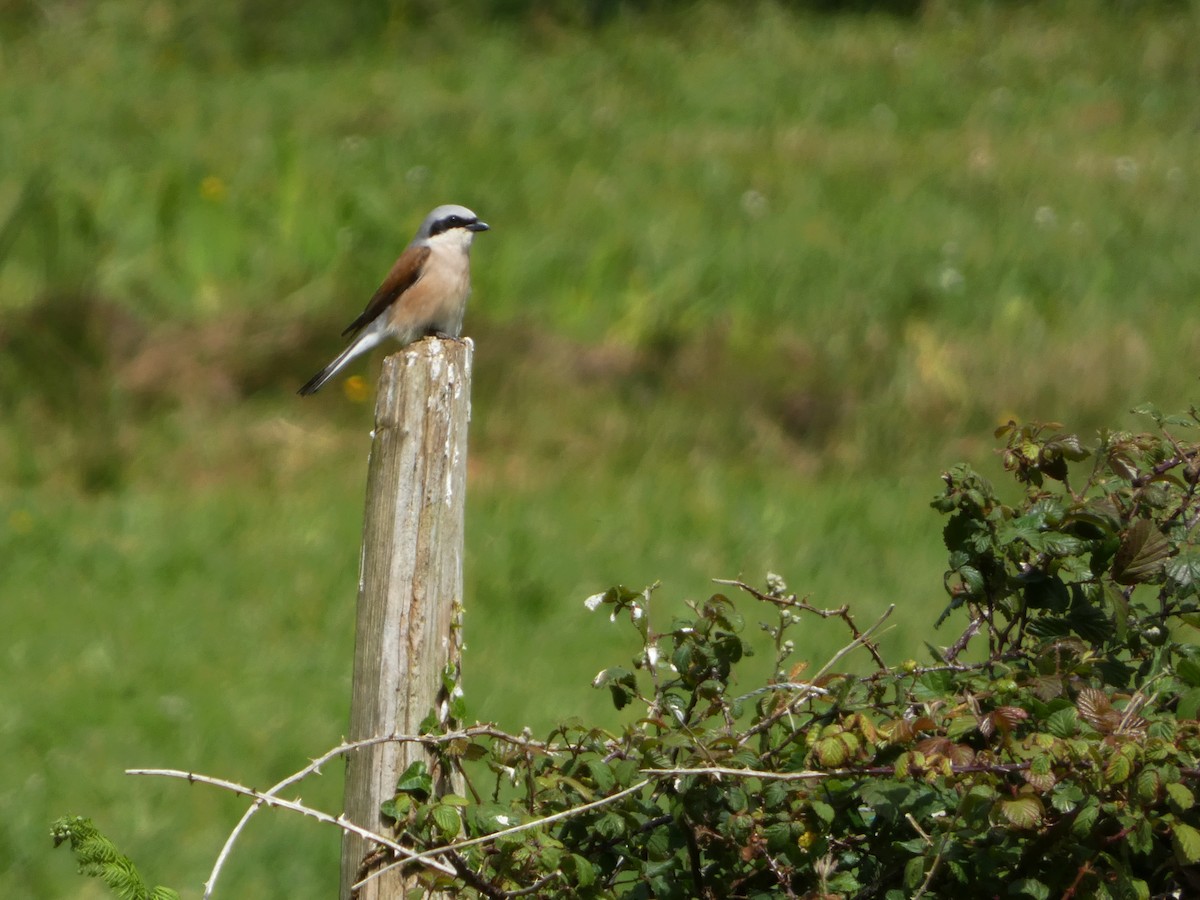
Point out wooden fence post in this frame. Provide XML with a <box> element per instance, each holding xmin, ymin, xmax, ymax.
<box><xmin>339</xmin><ymin>338</ymin><xmax>472</xmax><ymax>900</ymax></box>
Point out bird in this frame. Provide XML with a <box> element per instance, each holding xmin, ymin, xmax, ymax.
<box><xmin>298</xmin><ymin>204</ymin><xmax>489</xmax><ymax>396</ymax></box>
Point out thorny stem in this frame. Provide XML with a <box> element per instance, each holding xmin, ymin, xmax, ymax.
<box><xmin>943</xmin><ymin>613</ymin><xmax>984</xmax><ymax>663</ymax></box>
<box><xmin>354</xmin><ymin>780</ymin><xmax>652</xmax><ymax>891</ymax></box>
<box><xmin>714</xmin><ymin>578</ymin><xmax>890</xmax><ymax>671</ymax></box>
<box><xmin>736</xmin><ymin>605</ymin><xmax>894</xmax><ymax>753</ymax></box>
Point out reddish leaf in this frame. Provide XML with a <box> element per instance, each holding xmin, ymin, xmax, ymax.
<box><xmin>1077</xmin><ymin>688</ymin><xmax>1122</xmax><ymax>735</ymax></box>
<box><xmin>1111</xmin><ymin>519</ymin><xmax>1170</xmax><ymax>585</ymax></box>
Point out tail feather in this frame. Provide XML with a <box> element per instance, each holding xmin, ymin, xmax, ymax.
<box><xmin>297</xmin><ymin>362</ymin><xmax>340</xmax><ymax>396</ymax></box>
<box><xmin>297</xmin><ymin>331</ymin><xmax>383</xmax><ymax>396</ymax></box>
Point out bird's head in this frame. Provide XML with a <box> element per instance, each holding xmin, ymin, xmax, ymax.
<box><xmin>419</xmin><ymin>205</ymin><xmax>490</xmax><ymax>248</ymax></box>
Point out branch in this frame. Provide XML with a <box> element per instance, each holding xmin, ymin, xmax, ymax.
<box><xmin>642</xmin><ymin>761</ymin><xmax>1035</xmax><ymax>781</ymax></box>
<box><xmin>943</xmin><ymin>613</ymin><xmax>984</xmax><ymax>664</ymax></box>
<box><xmin>505</xmin><ymin>871</ymin><xmax>564</xmax><ymax>897</ymax></box>
<box><xmin>736</xmin><ymin>605</ymin><xmax>895</xmax><ymax>748</ymax></box>
<box><xmin>190</xmin><ymin>726</ymin><xmax>554</xmax><ymax>897</ymax></box>
<box><xmin>353</xmin><ymin>779</ymin><xmax>652</xmax><ymax>892</ymax></box>
<box><xmin>910</xmin><ymin>807</ymin><xmax>955</xmax><ymax>899</ymax></box>
<box><xmin>732</xmin><ymin>682</ymin><xmax>831</xmax><ymax>706</ymax></box>
<box><xmin>715</xmin><ymin>578</ymin><xmax>891</xmax><ymax>670</ymax></box>
<box><xmin>810</xmin><ymin>604</ymin><xmax>894</xmax><ymax>682</ymax></box>
<box><xmin>1130</xmin><ymin>447</ymin><xmax>1198</xmax><ymax>488</ymax></box>
<box><xmin>125</xmin><ymin>768</ymin><xmax>457</xmax><ymax>878</ymax></box>
<box><xmin>859</xmin><ymin>652</ymin><xmax>1028</xmax><ymax>687</ymax></box>
<box><xmin>644</xmin><ymin>765</ymin><xmax>839</xmax><ymax>782</ymax></box>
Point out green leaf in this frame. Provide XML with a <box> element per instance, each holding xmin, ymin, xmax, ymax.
<box><xmin>1176</xmin><ymin>655</ymin><xmax>1200</xmax><ymax>688</ymax></box>
<box><xmin>913</xmin><ymin>670</ymin><xmax>954</xmax><ymax>701</ymax></box>
<box><xmin>763</xmin><ymin>821</ymin><xmax>795</xmax><ymax>851</ymax></box>
<box><xmin>1104</xmin><ymin>747</ymin><xmax>1134</xmax><ymax>784</ymax></box>
<box><xmin>644</xmin><ymin>823</ymin><xmax>673</xmax><ymax>860</ymax></box>
<box><xmin>1135</xmin><ymin>768</ymin><xmax>1161</xmax><ymax>804</ymax></box>
<box><xmin>1042</xmin><ymin>533</ymin><xmax>1089</xmax><ymax>557</ymax></box>
<box><xmin>565</xmin><ymin>854</ymin><xmax>596</xmax><ymax>888</ymax></box>
<box><xmin>1166</xmin><ymin>782</ymin><xmax>1195</xmax><ymax>814</ymax></box>
<box><xmin>379</xmin><ymin>794</ymin><xmax>412</xmax><ymax>823</ymax></box>
<box><xmin>1131</xmin><ymin>402</ymin><xmax>1162</xmax><ymax>418</ymax></box>
<box><xmin>395</xmin><ymin>761</ymin><xmax>432</xmax><ymax>799</ymax></box>
<box><xmin>1148</xmin><ymin>719</ymin><xmax>1176</xmax><ymax>741</ymax></box>
<box><xmin>1048</xmin><ymin>433</ymin><xmax>1089</xmax><ymax>461</ymax></box>
<box><xmin>961</xmin><ymin>783</ymin><xmax>999</xmax><ymax>819</ymax></box>
<box><xmin>1117</xmin><ymin>877</ymin><xmax>1151</xmax><ymax>900</ymax></box>
<box><xmin>1162</xmin><ymin>413</ymin><xmax>1197</xmax><ymax>427</ymax></box>
<box><xmin>827</xmin><ymin>871</ymin><xmax>862</xmax><ymax>893</ymax></box>
<box><xmin>999</xmin><ymin>516</ymin><xmax>1043</xmax><ymax>548</ymax></box>
<box><xmin>1177</xmin><ymin>687</ymin><xmax>1200</xmax><ymax>720</ymax></box>
<box><xmin>760</xmin><ymin>778</ymin><xmax>788</xmax><ymax>810</ymax></box>
<box><xmin>810</xmin><ymin>799</ymin><xmax>835</xmax><ymax>824</ymax></box>
<box><xmin>1008</xmin><ymin>878</ymin><xmax>1051</xmax><ymax>899</ymax></box>
<box><xmin>998</xmin><ymin>796</ymin><xmax>1043</xmax><ymax>829</ymax></box>
<box><xmin>441</xmin><ymin>662</ymin><xmax>459</xmax><ymax>695</ymax></box>
<box><xmin>465</xmin><ymin>803</ymin><xmax>518</xmax><ymax>835</ymax></box>
<box><xmin>1166</xmin><ymin>551</ymin><xmax>1200</xmax><ymax>593</ymax></box>
<box><xmin>430</xmin><ymin>804</ymin><xmax>461</xmax><ymax>841</ymax></box>
<box><xmin>946</xmin><ymin>713</ymin><xmax>977</xmax><ymax>741</ymax></box>
<box><xmin>726</xmin><ymin>786</ymin><xmax>748</xmax><ymax>813</ymax></box>
<box><xmin>903</xmin><ymin>856</ymin><xmax>925</xmax><ymax>890</ymax></box>
<box><xmin>592</xmin><ymin>666</ymin><xmax>638</xmax><ymax>710</ymax></box>
<box><xmin>704</xmin><ymin>593</ymin><xmax>744</xmax><ymax>632</ymax></box>
<box><xmin>815</xmin><ymin>735</ymin><xmax>849</xmax><ymax>767</ymax></box>
<box><xmin>1128</xmin><ymin>816</ymin><xmax>1154</xmax><ymax>856</ymax></box>
<box><xmin>1050</xmin><ymin>782</ymin><xmax>1084</xmax><ymax>813</ymax></box>
<box><xmin>957</xmin><ymin>565</ymin><xmax>985</xmax><ymax>597</ymax></box>
<box><xmin>587</xmin><ymin>759</ymin><xmax>615</xmax><ymax>793</ymax></box>
<box><xmin>594</xmin><ymin>812</ymin><xmax>625</xmax><ymax>840</ymax></box>
<box><xmin>1166</xmin><ymin>825</ymin><xmax>1195</xmax><ymax>868</ymax></box>
<box><xmin>1071</xmin><ymin>798</ymin><xmax>1100</xmax><ymax>837</ymax></box>
<box><xmin>1046</xmin><ymin>707</ymin><xmax>1078</xmax><ymax>738</ymax></box>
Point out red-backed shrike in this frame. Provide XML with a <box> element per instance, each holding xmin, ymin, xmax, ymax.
<box><xmin>298</xmin><ymin>204</ymin><xmax>489</xmax><ymax>396</ymax></box>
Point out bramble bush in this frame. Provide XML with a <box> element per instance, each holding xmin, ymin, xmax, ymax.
<box><xmin>57</xmin><ymin>406</ymin><xmax>1200</xmax><ymax>898</ymax></box>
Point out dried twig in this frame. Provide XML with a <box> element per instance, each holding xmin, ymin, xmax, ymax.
<box><xmin>353</xmin><ymin>779</ymin><xmax>651</xmax><ymax>892</ymax></box>
<box><xmin>642</xmin><ymin>760</ymin><xmax>1037</xmax><ymax>781</ymax></box>
<box><xmin>715</xmin><ymin>578</ymin><xmax>890</xmax><ymax>670</ymax></box>
<box><xmin>736</xmin><ymin>605</ymin><xmax>895</xmax><ymax>748</ymax></box>
<box><xmin>184</xmin><ymin>725</ymin><xmax>554</xmax><ymax>898</ymax></box>
<box><xmin>731</xmin><ymin>682</ymin><xmax>831</xmax><ymax>705</ymax></box>
<box><xmin>125</xmin><ymin>768</ymin><xmax>456</xmax><ymax>878</ymax></box>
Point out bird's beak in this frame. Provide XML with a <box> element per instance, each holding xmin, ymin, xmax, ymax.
<box><xmin>468</xmin><ymin>221</ymin><xmax>490</xmax><ymax>232</ymax></box>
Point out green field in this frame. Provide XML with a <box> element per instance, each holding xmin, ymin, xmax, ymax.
<box><xmin>3</xmin><ymin>1</ymin><xmax>1199</xmax><ymax>895</ymax></box>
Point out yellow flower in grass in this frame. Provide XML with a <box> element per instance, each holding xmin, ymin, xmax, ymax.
<box><xmin>343</xmin><ymin>375</ymin><xmax>369</xmax><ymax>403</ymax></box>
<box><xmin>200</xmin><ymin>175</ymin><xmax>227</xmax><ymax>202</ymax></box>
<box><xmin>9</xmin><ymin>509</ymin><xmax>33</xmax><ymax>534</ymax></box>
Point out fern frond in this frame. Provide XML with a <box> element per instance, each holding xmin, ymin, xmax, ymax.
<box><xmin>51</xmin><ymin>816</ymin><xmax>180</xmax><ymax>900</ymax></box>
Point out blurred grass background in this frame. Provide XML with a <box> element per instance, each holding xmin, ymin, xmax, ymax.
<box><xmin>2</xmin><ymin>0</ymin><xmax>1199</xmax><ymax>894</ymax></box>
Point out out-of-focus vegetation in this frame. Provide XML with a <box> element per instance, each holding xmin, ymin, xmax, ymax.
<box><xmin>2</xmin><ymin>0</ymin><xmax>1199</xmax><ymax>895</ymax></box>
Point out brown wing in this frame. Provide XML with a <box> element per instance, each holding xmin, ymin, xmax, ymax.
<box><xmin>340</xmin><ymin>244</ymin><xmax>431</xmax><ymax>337</ymax></box>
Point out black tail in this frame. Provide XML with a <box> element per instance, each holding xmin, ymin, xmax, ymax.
<box><xmin>297</xmin><ymin>328</ymin><xmax>382</xmax><ymax>396</ymax></box>
<box><xmin>297</xmin><ymin>365</ymin><xmax>334</xmax><ymax>396</ymax></box>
